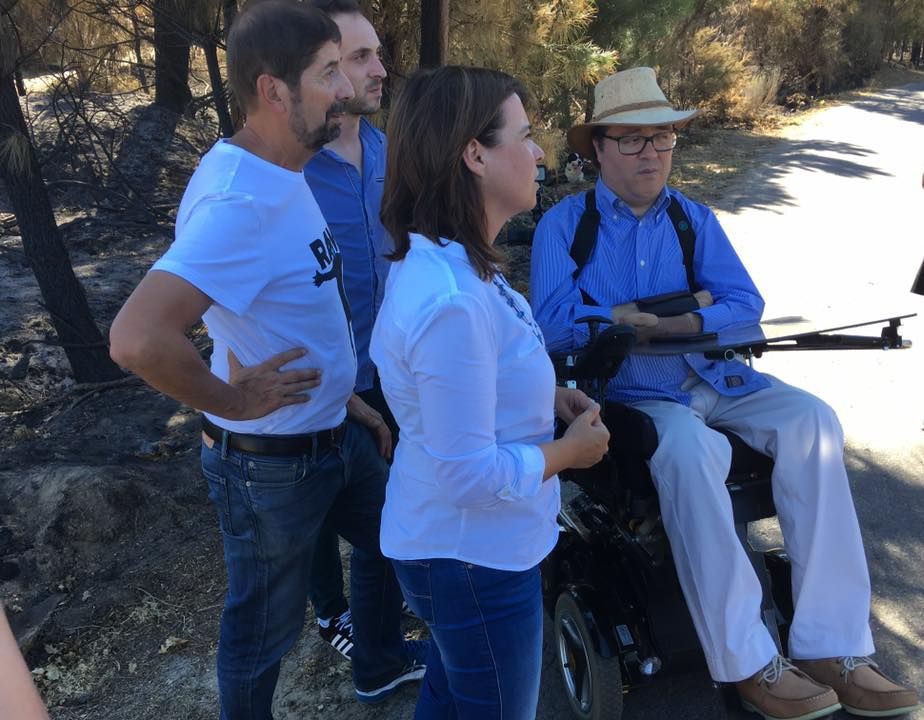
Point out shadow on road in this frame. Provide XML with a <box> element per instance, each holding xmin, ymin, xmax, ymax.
<box><xmin>707</xmin><ymin>138</ymin><xmax>891</xmax><ymax>215</ymax></box>
<box><xmin>847</xmin><ymin>445</ymin><xmax>924</xmax><ymax>698</ymax></box>
<box><xmin>849</xmin><ymin>83</ymin><xmax>924</xmax><ymax>125</ymax></box>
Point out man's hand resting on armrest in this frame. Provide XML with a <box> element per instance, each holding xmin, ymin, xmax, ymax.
<box><xmin>611</xmin><ymin>290</ymin><xmax>713</xmax><ymax>342</ymax></box>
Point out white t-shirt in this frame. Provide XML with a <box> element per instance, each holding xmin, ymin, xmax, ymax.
<box><xmin>370</xmin><ymin>234</ymin><xmax>560</xmax><ymax>571</ymax></box>
<box><xmin>153</xmin><ymin>140</ymin><xmax>357</xmax><ymax>434</ymax></box>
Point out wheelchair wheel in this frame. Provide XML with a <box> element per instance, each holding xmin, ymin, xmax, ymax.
<box><xmin>553</xmin><ymin>591</ymin><xmax>624</xmax><ymax>720</ymax></box>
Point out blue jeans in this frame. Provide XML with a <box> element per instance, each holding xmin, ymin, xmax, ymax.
<box><xmin>393</xmin><ymin>559</ymin><xmax>542</xmax><ymax>720</ymax></box>
<box><xmin>202</xmin><ymin>421</ymin><xmax>406</xmax><ymax>720</ymax></box>
<box><xmin>306</xmin><ymin>525</ymin><xmax>346</xmax><ymax>621</ymax></box>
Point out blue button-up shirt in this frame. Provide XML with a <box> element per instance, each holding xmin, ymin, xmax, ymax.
<box><xmin>305</xmin><ymin>118</ymin><xmax>391</xmax><ymax>392</ymax></box>
<box><xmin>530</xmin><ymin>178</ymin><xmax>770</xmax><ymax>406</ymax></box>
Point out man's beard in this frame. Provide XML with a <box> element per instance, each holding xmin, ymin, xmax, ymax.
<box><xmin>344</xmin><ymin>82</ymin><xmax>383</xmax><ymax>116</ymax></box>
<box><xmin>290</xmin><ymin>96</ymin><xmax>347</xmax><ymax>151</ymax></box>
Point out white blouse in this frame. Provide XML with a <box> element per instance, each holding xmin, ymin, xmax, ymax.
<box><xmin>370</xmin><ymin>234</ymin><xmax>560</xmax><ymax>571</ymax></box>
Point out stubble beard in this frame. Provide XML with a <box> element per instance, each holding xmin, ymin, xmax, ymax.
<box><xmin>290</xmin><ymin>95</ymin><xmax>346</xmax><ymax>151</ymax></box>
<box><xmin>344</xmin><ymin>81</ymin><xmax>383</xmax><ymax>116</ymax></box>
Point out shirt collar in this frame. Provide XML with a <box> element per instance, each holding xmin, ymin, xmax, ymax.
<box><xmin>358</xmin><ymin>117</ymin><xmax>385</xmax><ymax>152</ymax></box>
<box><xmin>315</xmin><ymin>117</ymin><xmax>384</xmax><ymax>165</ymax></box>
<box><xmin>595</xmin><ymin>177</ymin><xmax>671</xmax><ymax>220</ymax></box>
<box><xmin>409</xmin><ymin>233</ymin><xmax>470</xmax><ymax>262</ymax></box>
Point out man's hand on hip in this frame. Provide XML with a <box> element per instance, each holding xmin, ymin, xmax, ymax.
<box><xmin>347</xmin><ymin>393</ymin><xmax>393</xmax><ymax>460</ymax></box>
<box><xmin>226</xmin><ymin>348</ymin><xmax>322</xmax><ymax>420</ymax></box>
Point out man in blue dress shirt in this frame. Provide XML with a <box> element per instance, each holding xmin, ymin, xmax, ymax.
<box><xmin>303</xmin><ymin>0</ymin><xmax>394</xmax><ymax>663</ymax></box>
<box><xmin>531</xmin><ymin>67</ymin><xmax>919</xmax><ymax>720</ymax></box>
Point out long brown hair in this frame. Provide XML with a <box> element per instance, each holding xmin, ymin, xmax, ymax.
<box><xmin>382</xmin><ymin>66</ymin><xmax>528</xmax><ymax>280</ymax></box>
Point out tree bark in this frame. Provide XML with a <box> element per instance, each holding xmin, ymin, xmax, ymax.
<box><xmin>0</xmin><ymin>72</ymin><xmax>123</xmax><ymax>383</ymax></box>
<box><xmin>13</xmin><ymin>68</ymin><xmax>25</xmax><ymax>96</ymax></box>
<box><xmin>222</xmin><ymin>0</ymin><xmax>244</xmax><ymax>130</ymax></box>
<box><xmin>222</xmin><ymin>0</ymin><xmax>239</xmax><ymax>38</ymax></box>
<box><xmin>130</xmin><ymin>7</ymin><xmax>149</xmax><ymax>93</ymax></box>
<box><xmin>153</xmin><ymin>0</ymin><xmax>192</xmax><ymax>113</ymax></box>
<box><xmin>203</xmin><ymin>40</ymin><xmax>234</xmax><ymax>137</ymax></box>
<box><xmin>419</xmin><ymin>0</ymin><xmax>448</xmax><ymax>68</ymax></box>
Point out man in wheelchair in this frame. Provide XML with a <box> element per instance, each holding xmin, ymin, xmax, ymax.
<box><xmin>530</xmin><ymin>67</ymin><xmax>920</xmax><ymax>720</ymax></box>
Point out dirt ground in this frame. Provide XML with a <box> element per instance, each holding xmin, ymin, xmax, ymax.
<box><xmin>1</xmin><ymin>66</ymin><xmax>921</xmax><ymax>719</ymax></box>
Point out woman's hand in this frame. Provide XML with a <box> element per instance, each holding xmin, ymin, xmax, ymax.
<box><xmin>347</xmin><ymin>394</ymin><xmax>393</xmax><ymax>460</ymax></box>
<box><xmin>562</xmin><ymin>403</ymin><xmax>610</xmax><ymax>469</ymax></box>
<box><xmin>554</xmin><ymin>386</ymin><xmax>596</xmax><ymax>424</ymax></box>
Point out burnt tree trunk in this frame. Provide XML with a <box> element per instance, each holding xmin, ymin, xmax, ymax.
<box><xmin>130</xmin><ymin>8</ymin><xmax>150</xmax><ymax>93</ymax></box>
<box><xmin>222</xmin><ymin>0</ymin><xmax>243</xmax><ymax>130</ymax></box>
<box><xmin>153</xmin><ymin>0</ymin><xmax>192</xmax><ymax>113</ymax></box>
<box><xmin>0</xmin><ymin>72</ymin><xmax>123</xmax><ymax>383</ymax></box>
<box><xmin>419</xmin><ymin>0</ymin><xmax>448</xmax><ymax>68</ymax></box>
<box><xmin>14</xmin><ymin>68</ymin><xmax>25</xmax><ymax>96</ymax></box>
<box><xmin>222</xmin><ymin>0</ymin><xmax>239</xmax><ymax>36</ymax></box>
<box><xmin>203</xmin><ymin>40</ymin><xmax>234</xmax><ymax>137</ymax></box>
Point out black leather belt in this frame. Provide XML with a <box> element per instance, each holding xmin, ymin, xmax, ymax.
<box><xmin>201</xmin><ymin>416</ymin><xmax>346</xmax><ymax>456</ymax></box>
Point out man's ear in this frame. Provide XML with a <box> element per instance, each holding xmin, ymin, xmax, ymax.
<box><xmin>461</xmin><ymin>138</ymin><xmax>486</xmax><ymax>178</ymax></box>
<box><xmin>255</xmin><ymin>74</ymin><xmax>288</xmax><ymax>114</ymax></box>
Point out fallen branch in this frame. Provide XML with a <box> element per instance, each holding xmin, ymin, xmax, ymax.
<box><xmin>41</xmin><ymin>376</ymin><xmax>145</xmax><ymax>424</ymax></box>
<box><xmin>1</xmin><ymin>375</ymin><xmax>143</xmax><ymax>421</ymax></box>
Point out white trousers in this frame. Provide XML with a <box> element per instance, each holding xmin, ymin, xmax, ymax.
<box><xmin>632</xmin><ymin>375</ymin><xmax>874</xmax><ymax>682</ymax></box>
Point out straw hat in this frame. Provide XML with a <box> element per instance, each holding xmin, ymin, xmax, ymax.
<box><xmin>568</xmin><ymin>67</ymin><xmax>698</xmax><ymax>159</ymax></box>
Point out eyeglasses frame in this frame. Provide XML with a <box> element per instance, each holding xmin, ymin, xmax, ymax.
<box><xmin>600</xmin><ymin>129</ymin><xmax>678</xmax><ymax>156</ymax></box>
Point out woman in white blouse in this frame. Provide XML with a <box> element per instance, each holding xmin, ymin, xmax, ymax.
<box><xmin>370</xmin><ymin>66</ymin><xmax>610</xmax><ymax>719</ymax></box>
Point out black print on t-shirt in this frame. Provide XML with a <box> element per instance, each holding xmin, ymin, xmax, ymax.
<box><xmin>310</xmin><ymin>227</ymin><xmax>355</xmax><ymax>353</ymax></box>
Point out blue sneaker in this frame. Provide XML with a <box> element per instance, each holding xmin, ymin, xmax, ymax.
<box><xmin>354</xmin><ymin>640</ymin><xmax>430</xmax><ymax>704</ymax></box>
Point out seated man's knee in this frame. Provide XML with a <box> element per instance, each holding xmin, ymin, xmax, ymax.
<box><xmin>776</xmin><ymin>388</ymin><xmax>845</xmax><ymax>451</ymax></box>
<box><xmin>649</xmin><ymin>421</ymin><xmax>732</xmax><ymax>493</ymax></box>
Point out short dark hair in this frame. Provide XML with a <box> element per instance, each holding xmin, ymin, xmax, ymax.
<box><xmin>589</xmin><ymin>125</ymin><xmax>609</xmax><ymax>166</ymax></box>
<box><xmin>382</xmin><ymin>66</ymin><xmax>529</xmax><ymax>280</ymax></box>
<box><xmin>309</xmin><ymin>0</ymin><xmax>362</xmax><ymax>15</ymax></box>
<box><xmin>227</xmin><ymin>0</ymin><xmax>341</xmax><ymax>113</ymax></box>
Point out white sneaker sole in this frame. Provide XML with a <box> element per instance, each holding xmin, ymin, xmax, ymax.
<box><xmin>355</xmin><ymin>665</ymin><xmax>426</xmax><ymax>704</ymax></box>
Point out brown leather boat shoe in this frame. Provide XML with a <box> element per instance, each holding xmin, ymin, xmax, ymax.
<box><xmin>737</xmin><ymin>655</ymin><xmax>841</xmax><ymax>720</ymax></box>
<box><xmin>794</xmin><ymin>656</ymin><xmax>920</xmax><ymax>717</ymax></box>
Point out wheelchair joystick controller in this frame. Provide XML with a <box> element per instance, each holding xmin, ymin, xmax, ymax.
<box><xmin>571</xmin><ymin>315</ymin><xmax>638</xmax><ymax>409</ymax></box>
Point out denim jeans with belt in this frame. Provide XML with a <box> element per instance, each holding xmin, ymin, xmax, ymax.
<box><xmin>392</xmin><ymin>558</ymin><xmax>543</xmax><ymax>720</ymax></box>
<box><xmin>202</xmin><ymin>421</ymin><xmax>406</xmax><ymax>720</ymax></box>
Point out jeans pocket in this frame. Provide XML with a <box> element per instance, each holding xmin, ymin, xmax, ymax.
<box><xmin>393</xmin><ymin>560</ymin><xmax>434</xmax><ymax>624</ymax></box>
<box><xmin>243</xmin><ymin>454</ymin><xmax>306</xmax><ymax>489</ymax></box>
<box><xmin>202</xmin><ymin>465</ymin><xmax>236</xmax><ymax>537</ymax></box>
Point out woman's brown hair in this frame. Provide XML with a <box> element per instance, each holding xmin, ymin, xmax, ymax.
<box><xmin>381</xmin><ymin>66</ymin><xmax>528</xmax><ymax>280</ymax></box>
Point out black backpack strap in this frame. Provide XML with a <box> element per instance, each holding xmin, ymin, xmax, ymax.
<box><xmin>665</xmin><ymin>196</ymin><xmax>699</xmax><ymax>292</ymax></box>
<box><xmin>570</xmin><ymin>190</ymin><xmax>600</xmax><ymax>282</ymax></box>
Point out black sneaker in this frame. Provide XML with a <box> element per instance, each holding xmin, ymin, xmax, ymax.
<box><xmin>318</xmin><ymin>608</ymin><xmax>354</xmax><ymax>660</ymax></box>
<box><xmin>354</xmin><ymin>639</ymin><xmax>429</xmax><ymax>704</ymax></box>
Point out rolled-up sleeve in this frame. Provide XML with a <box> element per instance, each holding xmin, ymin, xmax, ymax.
<box><xmin>406</xmin><ymin>293</ymin><xmax>546</xmax><ymax>508</ymax></box>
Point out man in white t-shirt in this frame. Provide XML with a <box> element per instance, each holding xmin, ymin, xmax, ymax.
<box><xmin>109</xmin><ymin>2</ymin><xmax>425</xmax><ymax>716</ymax></box>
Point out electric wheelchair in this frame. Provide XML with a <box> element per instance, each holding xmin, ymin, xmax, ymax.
<box><xmin>541</xmin><ymin>316</ymin><xmax>795</xmax><ymax>720</ymax></box>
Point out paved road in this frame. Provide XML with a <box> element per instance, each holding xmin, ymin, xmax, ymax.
<box><xmin>538</xmin><ymin>82</ymin><xmax>924</xmax><ymax>720</ymax></box>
